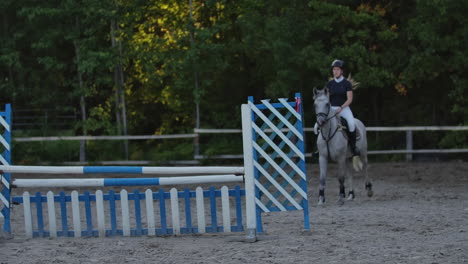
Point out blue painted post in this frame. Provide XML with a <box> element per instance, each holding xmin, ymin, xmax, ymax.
<box><xmin>1</xmin><ymin>104</ymin><xmax>12</xmax><ymax>234</ymax></box>
<box><xmin>35</xmin><ymin>192</ymin><xmax>45</xmax><ymax>237</ymax></box>
<box><xmin>108</xmin><ymin>190</ymin><xmax>118</xmax><ymax>236</ymax></box>
<box><xmin>183</xmin><ymin>188</ymin><xmax>192</xmax><ymax>233</ymax></box>
<box><xmin>134</xmin><ymin>189</ymin><xmax>143</xmax><ymax>236</ymax></box>
<box><xmin>209</xmin><ymin>187</ymin><xmax>218</xmax><ymax>232</ymax></box>
<box><xmin>83</xmin><ymin>191</ymin><xmax>93</xmax><ymax>236</ymax></box>
<box><xmin>158</xmin><ymin>189</ymin><xmax>168</xmax><ymax>235</ymax></box>
<box><xmin>295</xmin><ymin>93</ymin><xmax>310</xmax><ymax>230</ymax></box>
<box><xmin>234</xmin><ymin>186</ymin><xmax>243</xmax><ymax>231</ymax></box>
<box><xmin>59</xmin><ymin>192</ymin><xmax>69</xmax><ymax>237</ymax></box>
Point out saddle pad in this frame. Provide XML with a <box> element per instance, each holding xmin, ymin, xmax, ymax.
<box><xmin>338</xmin><ymin>117</ymin><xmax>360</xmax><ymax>140</ymax></box>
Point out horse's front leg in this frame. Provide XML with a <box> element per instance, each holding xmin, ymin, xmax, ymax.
<box><xmin>337</xmin><ymin>157</ymin><xmax>346</xmax><ymax>205</ymax></box>
<box><xmin>347</xmin><ymin>160</ymin><xmax>355</xmax><ymax>200</ymax></box>
<box><xmin>318</xmin><ymin>155</ymin><xmax>327</xmax><ymax>205</ymax></box>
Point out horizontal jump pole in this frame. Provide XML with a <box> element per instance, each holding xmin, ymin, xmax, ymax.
<box><xmin>12</xmin><ymin>175</ymin><xmax>244</xmax><ymax>188</ymax></box>
<box><xmin>0</xmin><ymin>165</ymin><xmax>244</xmax><ymax>175</ymax></box>
<box><xmin>13</xmin><ymin>134</ymin><xmax>197</xmax><ymax>142</ymax></box>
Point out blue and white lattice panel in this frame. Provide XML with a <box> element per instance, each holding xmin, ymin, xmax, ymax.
<box><xmin>247</xmin><ymin>94</ymin><xmax>309</xmax><ymax>231</ymax></box>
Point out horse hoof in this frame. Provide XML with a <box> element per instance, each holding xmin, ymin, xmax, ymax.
<box><xmin>318</xmin><ymin>196</ymin><xmax>325</xmax><ymax>205</ymax></box>
<box><xmin>347</xmin><ymin>194</ymin><xmax>354</xmax><ymax>201</ymax></box>
<box><xmin>337</xmin><ymin>198</ymin><xmax>344</xmax><ymax>206</ymax></box>
<box><xmin>367</xmin><ymin>190</ymin><xmax>374</xmax><ymax>197</ymax></box>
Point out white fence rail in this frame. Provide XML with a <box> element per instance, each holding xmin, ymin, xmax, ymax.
<box><xmin>11</xmin><ymin>126</ymin><xmax>468</xmax><ymax>162</ymax></box>
<box><xmin>14</xmin><ymin>134</ymin><xmax>197</xmax><ymax>142</ymax></box>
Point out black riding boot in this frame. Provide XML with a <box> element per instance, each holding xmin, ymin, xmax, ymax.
<box><xmin>349</xmin><ymin>130</ymin><xmax>360</xmax><ymax>156</ymax></box>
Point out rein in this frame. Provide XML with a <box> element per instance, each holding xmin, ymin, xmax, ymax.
<box><xmin>316</xmin><ymin>108</ymin><xmax>341</xmax><ymax>161</ymax></box>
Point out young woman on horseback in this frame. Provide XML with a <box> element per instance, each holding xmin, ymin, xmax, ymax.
<box><xmin>315</xmin><ymin>59</ymin><xmax>360</xmax><ymax>156</ymax></box>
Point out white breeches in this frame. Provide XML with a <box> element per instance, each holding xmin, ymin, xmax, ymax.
<box><xmin>333</xmin><ymin>106</ymin><xmax>356</xmax><ymax>132</ymax></box>
<box><xmin>314</xmin><ymin>106</ymin><xmax>356</xmax><ymax>134</ymax></box>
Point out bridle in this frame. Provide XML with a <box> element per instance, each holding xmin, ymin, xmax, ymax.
<box><xmin>315</xmin><ymin>102</ymin><xmax>337</xmax><ymax>124</ymax></box>
<box><xmin>316</xmin><ymin>102</ymin><xmax>339</xmax><ymax>133</ymax></box>
<box><xmin>315</xmin><ymin>101</ymin><xmax>341</xmax><ymax>160</ymax></box>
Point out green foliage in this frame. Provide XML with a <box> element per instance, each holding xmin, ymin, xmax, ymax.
<box><xmin>401</xmin><ymin>0</ymin><xmax>468</xmax><ymax>123</ymax></box>
<box><xmin>12</xmin><ymin>131</ymin><xmax>80</xmax><ymax>164</ymax></box>
<box><xmin>1</xmin><ymin>0</ymin><xmax>468</xmax><ymax>163</ymax></box>
<box><xmin>439</xmin><ymin>131</ymin><xmax>468</xmax><ymax>149</ymax></box>
<box><xmin>202</xmin><ymin>135</ymin><xmax>243</xmax><ymax>156</ymax></box>
<box><xmin>146</xmin><ymin>140</ymin><xmax>194</xmax><ymax>162</ymax></box>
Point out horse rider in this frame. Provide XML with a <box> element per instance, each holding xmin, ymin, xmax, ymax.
<box><xmin>315</xmin><ymin>59</ymin><xmax>360</xmax><ymax>156</ymax></box>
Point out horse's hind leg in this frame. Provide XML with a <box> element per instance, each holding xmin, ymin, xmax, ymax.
<box><xmin>363</xmin><ymin>155</ymin><xmax>373</xmax><ymax>197</ymax></box>
<box><xmin>337</xmin><ymin>158</ymin><xmax>346</xmax><ymax>205</ymax></box>
<box><xmin>347</xmin><ymin>160</ymin><xmax>355</xmax><ymax>200</ymax></box>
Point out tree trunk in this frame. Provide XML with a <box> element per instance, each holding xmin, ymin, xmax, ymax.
<box><xmin>73</xmin><ymin>17</ymin><xmax>87</xmax><ymax>162</ymax></box>
<box><xmin>111</xmin><ymin>2</ymin><xmax>128</xmax><ymax>159</ymax></box>
<box><xmin>2</xmin><ymin>10</ymin><xmax>16</xmax><ymax>104</ymax></box>
<box><xmin>79</xmin><ymin>95</ymin><xmax>86</xmax><ymax>162</ymax></box>
<box><xmin>110</xmin><ymin>21</ymin><xmax>122</xmax><ymax>136</ymax></box>
<box><xmin>117</xmin><ymin>19</ymin><xmax>128</xmax><ymax>160</ymax></box>
<box><xmin>189</xmin><ymin>0</ymin><xmax>201</xmax><ymax>157</ymax></box>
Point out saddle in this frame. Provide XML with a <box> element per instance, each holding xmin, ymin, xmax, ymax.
<box><xmin>339</xmin><ymin>117</ymin><xmax>361</xmax><ymax>141</ymax></box>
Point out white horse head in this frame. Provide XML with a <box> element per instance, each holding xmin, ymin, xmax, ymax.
<box><xmin>313</xmin><ymin>87</ymin><xmax>333</xmax><ymax>128</ymax></box>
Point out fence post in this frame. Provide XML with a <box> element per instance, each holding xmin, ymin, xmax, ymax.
<box><xmin>193</xmin><ymin>132</ymin><xmax>200</xmax><ymax>160</ymax></box>
<box><xmin>79</xmin><ymin>140</ymin><xmax>86</xmax><ymax>162</ymax></box>
<box><xmin>241</xmin><ymin>104</ymin><xmax>256</xmax><ymax>242</ymax></box>
<box><xmin>1</xmin><ymin>104</ymin><xmax>12</xmax><ymax>235</ymax></box>
<box><xmin>406</xmin><ymin>130</ymin><xmax>413</xmax><ymax>161</ymax></box>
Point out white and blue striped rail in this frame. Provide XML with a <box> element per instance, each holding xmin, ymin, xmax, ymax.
<box><xmin>0</xmin><ymin>165</ymin><xmax>244</xmax><ymax>175</ymax></box>
<box><xmin>1</xmin><ymin>165</ymin><xmax>244</xmax><ymax>188</ymax></box>
<box><xmin>12</xmin><ymin>175</ymin><xmax>243</xmax><ymax>188</ymax></box>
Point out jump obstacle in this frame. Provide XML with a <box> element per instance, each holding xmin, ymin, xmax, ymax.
<box><xmin>0</xmin><ymin>94</ymin><xmax>309</xmax><ymax>240</ymax></box>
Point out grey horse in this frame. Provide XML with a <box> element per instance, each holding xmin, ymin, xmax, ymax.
<box><xmin>313</xmin><ymin>87</ymin><xmax>373</xmax><ymax>205</ymax></box>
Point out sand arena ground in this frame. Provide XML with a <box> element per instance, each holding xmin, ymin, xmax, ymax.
<box><xmin>1</xmin><ymin>161</ymin><xmax>467</xmax><ymax>264</ymax></box>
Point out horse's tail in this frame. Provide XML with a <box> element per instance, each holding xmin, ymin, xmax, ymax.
<box><xmin>347</xmin><ymin>73</ymin><xmax>360</xmax><ymax>90</ymax></box>
<box><xmin>352</xmin><ymin>156</ymin><xmax>364</xmax><ymax>172</ymax></box>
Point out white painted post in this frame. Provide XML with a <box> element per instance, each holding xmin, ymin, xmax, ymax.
<box><xmin>195</xmin><ymin>187</ymin><xmax>206</xmax><ymax>234</ymax></box>
<box><xmin>71</xmin><ymin>191</ymin><xmax>81</xmax><ymax>238</ymax></box>
<box><xmin>120</xmin><ymin>189</ymin><xmax>130</xmax><ymax>236</ymax></box>
<box><xmin>241</xmin><ymin>104</ymin><xmax>257</xmax><ymax>242</ymax></box>
<box><xmin>145</xmin><ymin>189</ymin><xmax>156</xmax><ymax>236</ymax></box>
<box><xmin>406</xmin><ymin>130</ymin><xmax>413</xmax><ymax>161</ymax></box>
<box><xmin>46</xmin><ymin>191</ymin><xmax>57</xmax><ymax>237</ymax></box>
<box><xmin>170</xmin><ymin>188</ymin><xmax>180</xmax><ymax>235</ymax></box>
<box><xmin>95</xmin><ymin>190</ymin><xmax>105</xmax><ymax>237</ymax></box>
<box><xmin>22</xmin><ymin>192</ymin><xmax>33</xmax><ymax>238</ymax></box>
<box><xmin>221</xmin><ymin>186</ymin><xmax>231</xmax><ymax>233</ymax></box>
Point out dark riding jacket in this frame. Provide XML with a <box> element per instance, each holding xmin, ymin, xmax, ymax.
<box><xmin>326</xmin><ymin>78</ymin><xmax>352</xmax><ymax>107</ymax></box>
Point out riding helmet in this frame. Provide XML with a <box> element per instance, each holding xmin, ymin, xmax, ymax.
<box><xmin>331</xmin><ymin>59</ymin><xmax>344</xmax><ymax>68</ymax></box>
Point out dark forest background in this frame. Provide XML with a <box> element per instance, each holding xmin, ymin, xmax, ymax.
<box><xmin>1</xmin><ymin>0</ymin><xmax>467</xmax><ymax>163</ymax></box>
